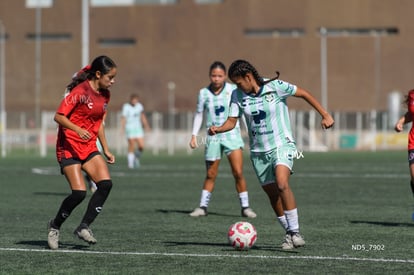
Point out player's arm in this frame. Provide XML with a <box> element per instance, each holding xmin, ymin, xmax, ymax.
<box><xmin>208</xmin><ymin>117</ymin><xmax>238</xmax><ymax>135</ymax></box>
<box><xmin>141</xmin><ymin>112</ymin><xmax>151</xmax><ymax>131</ymax></box>
<box><xmin>294</xmin><ymin>87</ymin><xmax>334</xmax><ymax>129</ymax></box>
<box><xmin>54</xmin><ymin>112</ymin><xmax>92</xmax><ymax>140</ymax></box>
<box><xmin>395</xmin><ymin>111</ymin><xmax>412</xmax><ymax>132</ymax></box>
<box><xmin>189</xmin><ymin>112</ymin><xmax>203</xmax><ymax>149</ymax></box>
<box><xmin>97</xmin><ymin>113</ymin><xmax>115</xmax><ymax>164</ymax></box>
<box><xmin>120</xmin><ymin>105</ymin><xmax>127</xmax><ymax>135</ymax></box>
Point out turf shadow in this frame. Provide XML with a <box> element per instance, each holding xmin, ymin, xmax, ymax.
<box><xmin>156</xmin><ymin>209</ymin><xmax>239</xmax><ymax>217</ymax></box>
<box><xmin>350</xmin><ymin>220</ymin><xmax>414</xmax><ymax>227</ymax></box>
<box><xmin>162</xmin><ymin>241</ymin><xmax>299</xmax><ymax>253</ymax></box>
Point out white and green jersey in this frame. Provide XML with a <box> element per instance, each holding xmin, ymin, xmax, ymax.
<box><xmin>122</xmin><ymin>102</ymin><xmax>144</xmax><ymax>131</ymax></box>
<box><xmin>229</xmin><ymin>79</ymin><xmax>296</xmax><ymax>152</ymax></box>
<box><xmin>196</xmin><ymin>82</ymin><xmax>241</xmax><ymax>138</ymax></box>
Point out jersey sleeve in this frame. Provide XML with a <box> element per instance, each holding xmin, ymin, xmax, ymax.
<box><xmin>121</xmin><ymin>104</ymin><xmax>128</xmax><ymax>117</ymax></box>
<box><xmin>408</xmin><ymin>91</ymin><xmax>414</xmax><ymax>114</ymax></box>
<box><xmin>272</xmin><ymin>80</ymin><xmax>297</xmax><ymax>98</ymax></box>
<box><xmin>191</xmin><ymin>112</ymin><xmax>203</xmax><ymax>136</ymax></box>
<box><xmin>56</xmin><ymin>89</ymin><xmax>80</xmax><ymax>116</ymax></box>
<box><xmin>195</xmin><ymin>89</ymin><xmax>205</xmax><ymax>114</ymax></box>
<box><xmin>228</xmin><ymin>89</ymin><xmax>242</xmax><ymax>118</ymax></box>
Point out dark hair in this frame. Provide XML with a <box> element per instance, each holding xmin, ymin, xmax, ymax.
<box><xmin>209</xmin><ymin>61</ymin><xmax>226</xmax><ymax>74</ymax></box>
<box><xmin>228</xmin><ymin>59</ymin><xmax>279</xmax><ymax>86</ymax></box>
<box><xmin>66</xmin><ymin>55</ymin><xmax>116</xmax><ymax>92</ymax></box>
<box><xmin>130</xmin><ymin>93</ymin><xmax>140</xmax><ymax>100</ymax></box>
<box><xmin>404</xmin><ymin>89</ymin><xmax>414</xmax><ymax>105</ymax></box>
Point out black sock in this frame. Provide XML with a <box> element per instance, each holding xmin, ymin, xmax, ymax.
<box><xmin>53</xmin><ymin>190</ymin><xmax>86</xmax><ymax>229</ymax></box>
<box><xmin>80</xmin><ymin>180</ymin><xmax>113</xmax><ymax>226</ymax></box>
<box><xmin>411</xmin><ymin>181</ymin><xmax>414</xmax><ymax>196</ymax></box>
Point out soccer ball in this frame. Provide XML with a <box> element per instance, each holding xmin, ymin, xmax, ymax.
<box><xmin>228</xmin><ymin>221</ymin><xmax>257</xmax><ymax>250</ymax></box>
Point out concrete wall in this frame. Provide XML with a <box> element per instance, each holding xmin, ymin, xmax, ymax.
<box><xmin>0</xmin><ymin>0</ymin><xmax>413</xmax><ymax>119</ymax></box>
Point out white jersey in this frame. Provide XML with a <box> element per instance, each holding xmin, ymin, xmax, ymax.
<box><xmin>229</xmin><ymin>79</ymin><xmax>297</xmax><ymax>152</ymax></box>
<box><xmin>122</xmin><ymin>102</ymin><xmax>144</xmax><ymax>130</ymax></box>
<box><xmin>196</xmin><ymin>82</ymin><xmax>242</xmax><ymax>139</ymax></box>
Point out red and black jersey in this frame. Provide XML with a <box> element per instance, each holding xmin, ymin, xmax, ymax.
<box><xmin>407</xmin><ymin>90</ymin><xmax>414</xmax><ymax>150</ymax></box>
<box><xmin>56</xmin><ymin>80</ymin><xmax>110</xmax><ymax>161</ymax></box>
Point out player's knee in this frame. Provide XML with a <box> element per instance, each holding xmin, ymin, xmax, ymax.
<box><xmin>232</xmin><ymin>170</ymin><xmax>244</xmax><ymax>181</ymax></box>
<box><xmin>96</xmin><ymin>179</ymin><xmax>113</xmax><ymax>194</ymax></box>
<box><xmin>276</xmin><ymin>182</ymin><xmax>289</xmax><ymax>193</ymax></box>
<box><xmin>71</xmin><ymin>190</ymin><xmax>87</xmax><ymax>203</ymax></box>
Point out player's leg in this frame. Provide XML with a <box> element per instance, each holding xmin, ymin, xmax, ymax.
<box><xmin>409</xmin><ymin>162</ymin><xmax>414</xmax><ymax>197</ymax></box>
<box><xmin>274</xmin><ymin>164</ymin><xmax>305</xmax><ymax>249</ymax></box>
<box><xmin>408</xmin><ymin>153</ymin><xmax>414</xmax><ymax>220</ymax></box>
<box><xmin>226</xmin><ymin>148</ymin><xmax>256</xmax><ymax>218</ymax></box>
<box><xmin>48</xmin><ymin>161</ymin><xmax>87</xmax><ymax>249</ymax></box>
<box><xmin>190</xmin><ymin>137</ymin><xmax>222</xmax><ymax>217</ymax></box>
<box><xmin>74</xmin><ymin>153</ymin><xmax>113</xmax><ymax>244</ymax></box>
<box><xmin>127</xmin><ymin>137</ymin><xmax>137</xmax><ymax>168</ymax></box>
<box><xmin>261</xmin><ymin>183</ymin><xmax>287</xmax><ymax>230</ymax></box>
<box><xmin>135</xmin><ymin>137</ymin><xmax>145</xmax><ymax>167</ymax></box>
<box><xmin>189</xmin><ymin>159</ymin><xmax>220</xmax><ymax>217</ymax></box>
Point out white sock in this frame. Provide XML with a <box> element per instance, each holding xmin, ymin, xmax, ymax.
<box><xmin>238</xmin><ymin>191</ymin><xmax>249</xmax><ymax>208</ymax></box>
<box><xmin>127</xmin><ymin>153</ymin><xmax>135</xmax><ymax>168</ymax></box>
<box><xmin>284</xmin><ymin>208</ymin><xmax>299</xmax><ymax>233</ymax></box>
<box><xmin>277</xmin><ymin>215</ymin><xmax>289</xmax><ymax>231</ymax></box>
<box><xmin>200</xmin><ymin>190</ymin><xmax>211</xmax><ymax>208</ymax></box>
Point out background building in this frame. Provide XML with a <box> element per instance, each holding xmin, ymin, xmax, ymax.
<box><xmin>0</xmin><ymin>0</ymin><xmax>412</xmax><ymax>153</ymax></box>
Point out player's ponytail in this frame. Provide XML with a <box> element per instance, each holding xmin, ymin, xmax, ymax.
<box><xmin>262</xmin><ymin>71</ymin><xmax>280</xmax><ymax>85</ymax></box>
<box><xmin>64</xmin><ymin>56</ymin><xmax>116</xmax><ymax>94</ymax></box>
<box><xmin>65</xmin><ymin>65</ymin><xmax>93</xmax><ymax>93</ymax></box>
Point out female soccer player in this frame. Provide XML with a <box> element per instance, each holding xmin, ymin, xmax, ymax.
<box><xmin>209</xmin><ymin>59</ymin><xmax>334</xmax><ymax>249</ymax></box>
<box><xmin>47</xmin><ymin>55</ymin><xmax>117</xmax><ymax>250</ymax></box>
<box><xmin>120</xmin><ymin>94</ymin><xmax>151</xmax><ymax>169</ymax></box>
<box><xmin>189</xmin><ymin>61</ymin><xmax>256</xmax><ymax>218</ymax></box>
<box><xmin>394</xmin><ymin>89</ymin><xmax>414</xmax><ymax>216</ymax></box>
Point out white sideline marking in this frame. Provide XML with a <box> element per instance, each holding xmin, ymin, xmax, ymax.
<box><xmin>0</xmin><ymin>247</ymin><xmax>413</xmax><ymax>264</ymax></box>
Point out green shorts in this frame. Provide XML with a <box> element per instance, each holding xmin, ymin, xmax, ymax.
<box><xmin>250</xmin><ymin>143</ymin><xmax>297</xmax><ymax>185</ymax></box>
<box><xmin>125</xmin><ymin>127</ymin><xmax>144</xmax><ymax>139</ymax></box>
<box><xmin>204</xmin><ymin>134</ymin><xmax>244</xmax><ymax>161</ymax></box>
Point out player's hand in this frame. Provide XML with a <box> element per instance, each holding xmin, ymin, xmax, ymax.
<box><xmin>395</xmin><ymin>123</ymin><xmax>404</xmax><ymax>132</ymax></box>
<box><xmin>208</xmin><ymin>126</ymin><xmax>218</xmax><ymax>135</ymax></box>
<box><xmin>78</xmin><ymin>129</ymin><xmax>91</xmax><ymax>140</ymax></box>
<box><xmin>105</xmin><ymin>151</ymin><xmax>115</xmax><ymax>164</ymax></box>
<box><xmin>321</xmin><ymin>114</ymin><xmax>334</xmax><ymax>129</ymax></box>
<box><xmin>189</xmin><ymin>136</ymin><xmax>198</xmax><ymax>149</ymax></box>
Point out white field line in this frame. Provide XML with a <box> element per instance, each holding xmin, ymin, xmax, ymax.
<box><xmin>0</xmin><ymin>247</ymin><xmax>413</xmax><ymax>264</ymax></box>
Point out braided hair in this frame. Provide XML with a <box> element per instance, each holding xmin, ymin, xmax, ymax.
<box><xmin>228</xmin><ymin>59</ymin><xmax>279</xmax><ymax>86</ymax></box>
<box><xmin>65</xmin><ymin>55</ymin><xmax>116</xmax><ymax>93</ymax></box>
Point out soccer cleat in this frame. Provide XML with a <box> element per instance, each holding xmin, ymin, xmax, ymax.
<box><xmin>281</xmin><ymin>233</ymin><xmax>294</xmax><ymax>250</ymax></box>
<box><xmin>291</xmin><ymin>232</ymin><xmax>305</xmax><ymax>247</ymax></box>
<box><xmin>189</xmin><ymin>207</ymin><xmax>208</xmax><ymax>217</ymax></box>
<box><xmin>74</xmin><ymin>224</ymin><xmax>97</xmax><ymax>244</ymax></box>
<box><xmin>281</xmin><ymin>232</ymin><xmax>305</xmax><ymax>250</ymax></box>
<box><xmin>241</xmin><ymin>207</ymin><xmax>257</xmax><ymax>218</ymax></box>
<box><xmin>47</xmin><ymin>219</ymin><xmax>60</xmax><ymax>250</ymax></box>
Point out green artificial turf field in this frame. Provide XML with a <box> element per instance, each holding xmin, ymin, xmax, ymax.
<box><xmin>0</xmin><ymin>150</ymin><xmax>413</xmax><ymax>274</ymax></box>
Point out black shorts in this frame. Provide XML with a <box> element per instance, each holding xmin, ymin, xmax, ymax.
<box><xmin>408</xmin><ymin>150</ymin><xmax>414</xmax><ymax>165</ymax></box>
<box><xmin>59</xmin><ymin>151</ymin><xmax>101</xmax><ymax>175</ymax></box>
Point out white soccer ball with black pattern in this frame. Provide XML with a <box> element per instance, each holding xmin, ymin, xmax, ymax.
<box><xmin>227</xmin><ymin>221</ymin><xmax>257</xmax><ymax>250</ymax></box>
